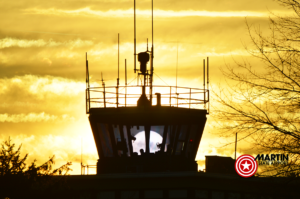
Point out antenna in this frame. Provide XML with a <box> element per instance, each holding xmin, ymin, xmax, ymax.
<box><xmin>176</xmin><ymin>40</ymin><xmax>178</xmax><ymax>90</ymax></box>
<box><xmin>134</xmin><ymin>0</ymin><xmax>136</xmax><ymax>73</ymax></box>
<box><xmin>152</xmin><ymin>0</ymin><xmax>154</xmax><ymax>50</ymax></box>
<box><xmin>125</xmin><ymin>59</ymin><xmax>127</xmax><ymax>107</ymax></box>
<box><xmin>235</xmin><ymin>133</ymin><xmax>237</xmax><ymax>160</ymax></box>
<box><xmin>149</xmin><ymin>0</ymin><xmax>154</xmax><ymax>104</ymax></box>
<box><xmin>117</xmin><ymin>33</ymin><xmax>120</xmax><ymax>86</ymax></box>
<box><xmin>101</xmin><ymin>72</ymin><xmax>106</xmax><ymax>108</ymax></box>
<box><xmin>81</xmin><ymin>138</ymin><xmax>83</xmax><ymax>175</ymax></box>
<box><xmin>203</xmin><ymin>59</ymin><xmax>206</xmax><ymax>108</ymax></box>
<box><xmin>207</xmin><ymin>57</ymin><xmax>209</xmax><ymax>90</ymax></box>
<box><xmin>86</xmin><ymin>52</ymin><xmax>90</xmax><ymax>88</ymax></box>
<box><xmin>117</xmin><ymin>33</ymin><xmax>120</xmax><ymax>108</ymax></box>
<box><xmin>125</xmin><ymin>59</ymin><xmax>127</xmax><ymax>86</ymax></box>
<box><xmin>207</xmin><ymin>57</ymin><xmax>209</xmax><ymax>113</ymax></box>
<box><xmin>176</xmin><ymin>40</ymin><xmax>179</xmax><ymax>107</ymax></box>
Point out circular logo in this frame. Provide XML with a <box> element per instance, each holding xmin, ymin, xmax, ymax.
<box><xmin>235</xmin><ymin>154</ymin><xmax>258</xmax><ymax>178</ymax></box>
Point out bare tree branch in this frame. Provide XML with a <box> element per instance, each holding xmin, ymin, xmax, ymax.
<box><xmin>214</xmin><ymin>0</ymin><xmax>300</xmax><ymax>177</ymax></box>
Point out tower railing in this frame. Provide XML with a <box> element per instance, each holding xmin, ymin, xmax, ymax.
<box><xmin>86</xmin><ymin>85</ymin><xmax>209</xmax><ymax>113</ymax></box>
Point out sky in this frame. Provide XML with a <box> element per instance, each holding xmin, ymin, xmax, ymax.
<box><xmin>0</xmin><ymin>0</ymin><xmax>291</xmax><ymax>174</ymax></box>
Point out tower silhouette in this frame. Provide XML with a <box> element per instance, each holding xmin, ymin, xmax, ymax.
<box><xmin>85</xmin><ymin>0</ymin><xmax>209</xmax><ymax>174</ymax></box>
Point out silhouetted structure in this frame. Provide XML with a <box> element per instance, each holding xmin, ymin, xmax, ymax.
<box><xmin>85</xmin><ymin>0</ymin><xmax>210</xmax><ymax>174</ymax></box>
<box><xmin>86</xmin><ymin>52</ymin><xmax>209</xmax><ymax>174</ymax></box>
<box><xmin>205</xmin><ymin>156</ymin><xmax>236</xmax><ymax>175</ymax></box>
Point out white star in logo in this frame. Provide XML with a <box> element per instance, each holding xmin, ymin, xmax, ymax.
<box><xmin>242</xmin><ymin>161</ymin><xmax>251</xmax><ymax>170</ymax></box>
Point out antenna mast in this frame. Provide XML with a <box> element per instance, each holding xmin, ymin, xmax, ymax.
<box><xmin>150</xmin><ymin>0</ymin><xmax>154</xmax><ymax>104</ymax></box>
<box><xmin>235</xmin><ymin>133</ymin><xmax>237</xmax><ymax>160</ymax></box>
<box><xmin>86</xmin><ymin>52</ymin><xmax>90</xmax><ymax>113</ymax></box>
<box><xmin>81</xmin><ymin>138</ymin><xmax>83</xmax><ymax>175</ymax></box>
<box><xmin>117</xmin><ymin>33</ymin><xmax>120</xmax><ymax>108</ymax></box>
<box><xmin>118</xmin><ymin>33</ymin><xmax>120</xmax><ymax>86</ymax></box>
<box><xmin>176</xmin><ymin>41</ymin><xmax>178</xmax><ymax>90</ymax></box>
<box><xmin>207</xmin><ymin>57</ymin><xmax>209</xmax><ymax>113</ymax></box>
<box><xmin>176</xmin><ymin>41</ymin><xmax>179</xmax><ymax>107</ymax></box>
<box><xmin>207</xmin><ymin>57</ymin><xmax>209</xmax><ymax>90</ymax></box>
<box><xmin>125</xmin><ymin>59</ymin><xmax>127</xmax><ymax>107</ymax></box>
<box><xmin>101</xmin><ymin>72</ymin><xmax>106</xmax><ymax>108</ymax></box>
<box><xmin>134</xmin><ymin>0</ymin><xmax>136</xmax><ymax>73</ymax></box>
<box><xmin>86</xmin><ymin>52</ymin><xmax>90</xmax><ymax>88</ymax></box>
<box><xmin>203</xmin><ymin>59</ymin><xmax>206</xmax><ymax>108</ymax></box>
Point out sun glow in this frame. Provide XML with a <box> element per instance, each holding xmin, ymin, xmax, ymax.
<box><xmin>132</xmin><ymin>131</ymin><xmax>163</xmax><ymax>154</ymax></box>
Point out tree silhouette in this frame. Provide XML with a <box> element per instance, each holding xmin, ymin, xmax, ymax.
<box><xmin>0</xmin><ymin>137</ymin><xmax>72</xmax><ymax>199</ymax></box>
<box><xmin>214</xmin><ymin>0</ymin><xmax>300</xmax><ymax>177</ymax></box>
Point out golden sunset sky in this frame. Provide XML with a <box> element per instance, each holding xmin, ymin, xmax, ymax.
<box><xmin>0</xmin><ymin>0</ymin><xmax>291</xmax><ymax>174</ymax></box>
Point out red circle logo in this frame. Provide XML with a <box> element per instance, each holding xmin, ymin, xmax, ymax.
<box><xmin>235</xmin><ymin>154</ymin><xmax>258</xmax><ymax>178</ymax></box>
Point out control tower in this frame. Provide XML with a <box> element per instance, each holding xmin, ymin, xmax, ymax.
<box><xmin>85</xmin><ymin>0</ymin><xmax>210</xmax><ymax>174</ymax></box>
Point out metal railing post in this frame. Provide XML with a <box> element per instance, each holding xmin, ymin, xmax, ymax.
<box><xmin>86</xmin><ymin>89</ymin><xmax>88</xmax><ymax>113</ymax></box>
<box><xmin>88</xmin><ymin>89</ymin><xmax>90</xmax><ymax>112</ymax></box>
<box><xmin>204</xmin><ymin>89</ymin><xmax>206</xmax><ymax>109</ymax></box>
<box><xmin>169</xmin><ymin>86</ymin><xmax>172</xmax><ymax>106</ymax></box>
<box><xmin>125</xmin><ymin>86</ymin><xmax>127</xmax><ymax>107</ymax></box>
<box><xmin>103</xmin><ymin>86</ymin><xmax>106</xmax><ymax>108</ymax></box>
<box><xmin>189</xmin><ymin>88</ymin><xmax>191</xmax><ymax>109</ymax></box>
<box><xmin>208</xmin><ymin>90</ymin><xmax>210</xmax><ymax>113</ymax></box>
<box><xmin>116</xmin><ymin>87</ymin><xmax>119</xmax><ymax>108</ymax></box>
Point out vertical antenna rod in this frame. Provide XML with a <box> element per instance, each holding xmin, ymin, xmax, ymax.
<box><xmin>150</xmin><ymin>0</ymin><xmax>154</xmax><ymax>104</ymax></box>
<box><xmin>203</xmin><ymin>59</ymin><xmax>206</xmax><ymax>107</ymax></box>
<box><xmin>203</xmin><ymin>59</ymin><xmax>205</xmax><ymax>89</ymax></box>
<box><xmin>152</xmin><ymin>0</ymin><xmax>153</xmax><ymax>48</ymax></box>
<box><xmin>118</xmin><ymin>33</ymin><xmax>120</xmax><ymax>86</ymax></box>
<box><xmin>86</xmin><ymin>52</ymin><xmax>90</xmax><ymax>88</ymax></box>
<box><xmin>134</xmin><ymin>0</ymin><xmax>136</xmax><ymax>73</ymax></box>
<box><xmin>207</xmin><ymin>57</ymin><xmax>209</xmax><ymax>113</ymax></box>
<box><xmin>207</xmin><ymin>57</ymin><xmax>209</xmax><ymax>90</ymax></box>
<box><xmin>176</xmin><ymin>41</ymin><xmax>178</xmax><ymax>90</ymax></box>
<box><xmin>125</xmin><ymin>59</ymin><xmax>127</xmax><ymax>107</ymax></box>
<box><xmin>81</xmin><ymin>138</ymin><xmax>83</xmax><ymax>175</ymax></box>
<box><xmin>86</xmin><ymin>52</ymin><xmax>90</xmax><ymax>114</ymax></box>
<box><xmin>125</xmin><ymin>59</ymin><xmax>127</xmax><ymax>86</ymax></box>
<box><xmin>176</xmin><ymin>40</ymin><xmax>178</xmax><ymax>107</ymax></box>
<box><xmin>117</xmin><ymin>33</ymin><xmax>120</xmax><ymax>108</ymax></box>
<box><xmin>102</xmin><ymin>72</ymin><xmax>106</xmax><ymax>108</ymax></box>
<box><xmin>235</xmin><ymin>133</ymin><xmax>237</xmax><ymax>160</ymax></box>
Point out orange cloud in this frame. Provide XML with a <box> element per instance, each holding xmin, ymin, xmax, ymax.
<box><xmin>23</xmin><ymin>7</ymin><xmax>276</xmax><ymax>18</ymax></box>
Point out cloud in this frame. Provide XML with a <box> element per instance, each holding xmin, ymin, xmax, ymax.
<box><xmin>2</xmin><ymin>75</ymin><xmax>85</xmax><ymax>95</ymax></box>
<box><xmin>0</xmin><ymin>75</ymin><xmax>86</xmax><ymax>116</ymax></box>
<box><xmin>23</xmin><ymin>7</ymin><xmax>273</xmax><ymax>19</ymax></box>
<box><xmin>0</xmin><ymin>38</ymin><xmax>93</xmax><ymax>49</ymax></box>
<box><xmin>25</xmin><ymin>75</ymin><xmax>84</xmax><ymax>95</ymax></box>
<box><xmin>0</xmin><ymin>0</ymin><xmax>289</xmax><ymax>13</ymax></box>
<box><xmin>196</xmin><ymin>50</ymin><xmax>250</xmax><ymax>57</ymax></box>
<box><xmin>0</xmin><ymin>112</ymin><xmax>75</xmax><ymax>123</ymax></box>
